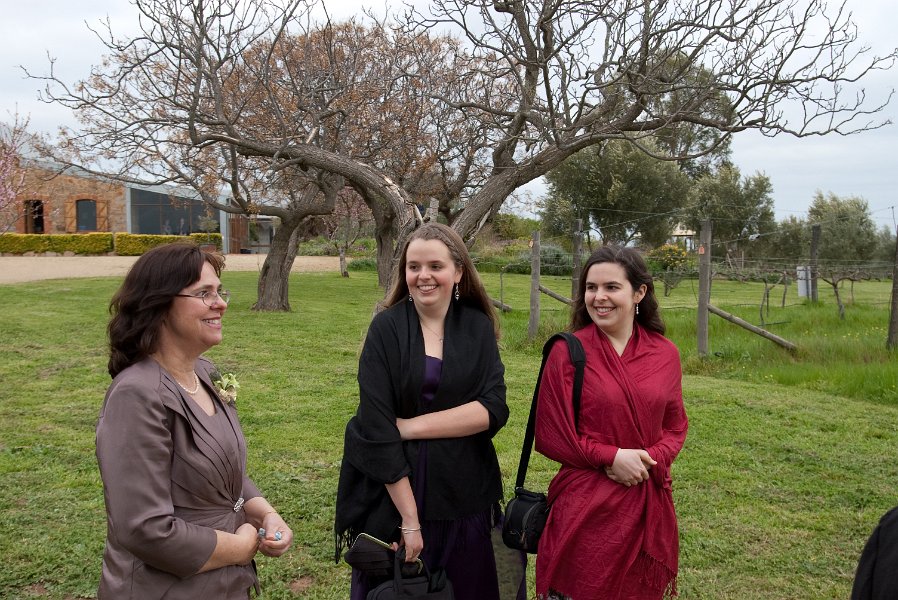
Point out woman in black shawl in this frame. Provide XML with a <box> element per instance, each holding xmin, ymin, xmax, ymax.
<box><xmin>335</xmin><ymin>223</ymin><xmax>510</xmax><ymax>599</ymax></box>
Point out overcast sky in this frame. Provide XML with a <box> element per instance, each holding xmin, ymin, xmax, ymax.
<box><xmin>2</xmin><ymin>0</ymin><xmax>895</xmax><ymax>230</ymax></box>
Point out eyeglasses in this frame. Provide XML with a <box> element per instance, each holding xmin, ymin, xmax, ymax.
<box><xmin>175</xmin><ymin>289</ymin><xmax>231</xmax><ymax>306</ymax></box>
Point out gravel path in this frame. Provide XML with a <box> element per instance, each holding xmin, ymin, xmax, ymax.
<box><xmin>0</xmin><ymin>254</ymin><xmax>341</xmax><ymax>284</ymax></box>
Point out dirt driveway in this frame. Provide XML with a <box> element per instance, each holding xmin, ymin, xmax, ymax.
<box><xmin>0</xmin><ymin>254</ymin><xmax>341</xmax><ymax>284</ymax></box>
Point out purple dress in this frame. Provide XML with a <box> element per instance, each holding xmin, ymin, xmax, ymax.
<box><xmin>351</xmin><ymin>356</ymin><xmax>522</xmax><ymax>600</ymax></box>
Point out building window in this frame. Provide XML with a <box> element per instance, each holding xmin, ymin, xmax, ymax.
<box><xmin>129</xmin><ymin>188</ymin><xmax>212</xmax><ymax>235</ymax></box>
<box><xmin>76</xmin><ymin>199</ymin><xmax>98</xmax><ymax>231</ymax></box>
<box><xmin>25</xmin><ymin>200</ymin><xmax>44</xmax><ymax>234</ymax></box>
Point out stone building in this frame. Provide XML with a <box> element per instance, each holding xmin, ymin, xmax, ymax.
<box><xmin>13</xmin><ymin>162</ymin><xmax>126</xmax><ymax>235</ymax></box>
<box><xmin>5</xmin><ymin>160</ymin><xmax>271</xmax><ymax>253</ymax></box>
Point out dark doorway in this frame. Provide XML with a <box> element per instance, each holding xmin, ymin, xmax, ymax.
<box><xmin>25</xmin><ymin>200</ymin><xmax>44</xmax><ymax>234</ymax></box>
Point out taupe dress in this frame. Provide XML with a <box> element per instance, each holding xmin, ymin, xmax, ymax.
<box><xmin>96</xmin><ymin>357</ymin><xmax>260</xmax><ymax>599</ymax></box>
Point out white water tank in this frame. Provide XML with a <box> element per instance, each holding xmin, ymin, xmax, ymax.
<box><xmin>796</xmin><ymin>266</ymin><xmax>810</xmax><ymax>298</ymax></box>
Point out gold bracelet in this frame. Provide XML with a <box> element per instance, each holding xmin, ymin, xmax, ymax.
<box><xmin>399</xmin><ymin>526</ymin><xmax>421</xmax><ymax>533</ymax></box>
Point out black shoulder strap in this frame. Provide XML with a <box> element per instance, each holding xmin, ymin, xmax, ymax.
<box><xmin>513</xmin><ymin>332</ymin><xmax>586</xmax><ymax>490</ymax></box>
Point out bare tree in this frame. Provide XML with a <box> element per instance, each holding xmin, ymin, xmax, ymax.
<box><xmin>316</xmin><ymin>188</ymin><xmax>374</xmax><ymax>277</ymax></box>
<box><xmin>29</xmin><ymin>0</ymin><xmax>896</xmax><ymax>308</ymax></box>
<box><xmin>411</xmin><ymin>0</ymin><xmax>895</xmax><ymax>242</ymax></box>
<box><xmin>0</xmin><ymin>114</ymin><xmax>30</xmax><ymax>233</ymax></box>
<box><xmin>820</xmin><ymin>268</ymin><xmax>860</xmax><ymax>320</ymax></box>
<box><xmin>30</xmin><ymin>3</ymin><xmax>502</xmax><ymax>301</ymax></box>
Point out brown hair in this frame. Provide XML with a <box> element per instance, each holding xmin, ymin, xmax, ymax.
<box><xmin>384</xmin><ymin>223</ymin><xmax>499</xmax><ymax>337</ymax></box>
<box><xmin>107</xmin><ymin>242</ymin><xmax>225</xmax><ymax>377</ymax></box>
<box><xmin>570</xmin><ymin>245</ymin><xmax>665</xmax><ymax>335</ymax></box>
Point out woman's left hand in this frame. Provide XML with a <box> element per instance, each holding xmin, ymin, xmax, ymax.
<box><xmin>258</xmin><ymin>512</ymin><xmax>293</xmax><ymax>557</ymax></box>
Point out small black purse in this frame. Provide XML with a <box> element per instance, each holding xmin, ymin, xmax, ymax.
<box><xmin>501</xmin><ymin>332</ymin><xmax>585</xmax><ymax>553</ymax></box>
<box><xmin>367</xmin><ymin>549</ymin><xmax>454</xmax><ymax>600</ymax></box>
<box><xmin>344</xmin><ymin>533</ymin><xmax>423</xmax><ymax>579</ymax></box>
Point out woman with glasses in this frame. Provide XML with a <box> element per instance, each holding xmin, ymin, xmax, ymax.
<box><xmin>95</xmin><ymin>241</ymin><xmax>293</xmax><ymax>599</ymax></box>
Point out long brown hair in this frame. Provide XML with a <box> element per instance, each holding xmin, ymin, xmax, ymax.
<box><xmin>107</xmin><ymin>242</ymin><xmax>225</xmax><ymax>377</ymax></box>
<box><xmin>570</xmin><ymin>245</ymin><xmax>665</xmax><ymax>335</ymax></box>
<box><xmin>384</xmin><ymin>223</ymin><xmax>499</xmax><ymax>337</ymax></box>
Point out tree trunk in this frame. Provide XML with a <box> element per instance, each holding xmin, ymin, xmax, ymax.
<box><xmin>375</xmin><ymin>222</ymin><xmax>396</xmax><ymax>289</ymax></box>
<box><xmin>888</xmin><ymin>226</ymin><xmax>898</xmax><ymax>350</ymax></box>
<box><xmin>254</xmin><ymin>219</ymin><xmax>301</xmax><ymax>311</ymax></box>
<box><xmin>528</xmin><ymin>230</ymin><xmax>540</xmax><ymax>340</ymax></box>
<box><xmin>824</xmin><ymin>278</ymin><xmax>846</xmax><ymax>320</ymax></box>
<box><xmin>810</xmin><ymin>224</ymin><xmax>821</xmax><ymax>302</ymax></box>
<box><xmin>835</xmin><ymin>286</ymin><xmax>845</xmax><ymax>320</ymax></box>
<box><xmin>452</xmin><ymin>173</ymin><xmax>518</xmax><ymax>242</ymax></box>
<box><xmin>781</xmin><ymin>271</ymin><xmax>789</xmax><ymax>308</ymax></box>
<box><xmin>697</xmin><ymin>221</ymin><xmax>712</xmax><ymax>357</ymax></box>
<box><xmin>339</xmin><ymin>247</ymin><xmax>349</xmax><ymax>278</ymax></box>
<box><xmin>361</xmin><ymin>191</ymin><xmax>404</xmax><ymax>290</ymax></box>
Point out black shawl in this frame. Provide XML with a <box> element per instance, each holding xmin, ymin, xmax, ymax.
<box><xmin>334</xmin><ymin>300</ymin><xmax>508</xmax><ymax>558</ymax></box>
<box><xmin>852</xmin><ymin>505</ymin><xmax>898</xmax><ymax>599</ymax></box>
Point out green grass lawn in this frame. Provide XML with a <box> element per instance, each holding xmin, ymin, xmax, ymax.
<box><xmin>0</xmin><ymin>269</ymin><xmax>896</xmax><ymax>599</ymax></box>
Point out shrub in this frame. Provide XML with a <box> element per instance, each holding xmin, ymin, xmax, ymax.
<box><xmin>188</xmin><ymin>232</ymin><xmax>223</xmax><ymax>249</ymax></box>
<box><xmin>499</xmin><ymin>243</ymin><xmax>573</xmax><ymax>276</ymax></box>
<box><xmin>491</xmin><ymin>213</ymin><xmax>540</xmax><ymax>241</ymax></box>
<box><xmin>347</xmin><ymin>257</ymin><xmax>378</xmax><ymax>271</ymax></box>
<box><xmin>349</xmin><ymin>238</ymin><xmax>377</xmax><ymax>257</ymax></box>
<box><xmin>113</xmin><ymin>233</ymin><xmax>221</xmax><ymax>255</ymax></box>
<box><xmin>0</xmin><ymin>233</ymin><xmax>114</xmax><ymax>254</ymax></box>
<box><xmin>296</xmin><ymin>236</ymin><xmax>377</xmax><ymax>258</ymax></box>
<box><xmin>114</xmin><ymin>234</ymin><xmax>183</xmax><ymax>255</ymax></box>
<box><xmin>646</xmin><ymin>244</ymin><xmax>689</xmax><ymax>272</ymax></box>
<box><xmin>471</xmin><ymin>239</ymin><xmax>532</xmax><ymax>273</ymax></box>
<box><xmin>296</xmin><ymin>236</ymin><xmax>337</xmax><ymax>257</ymax></box>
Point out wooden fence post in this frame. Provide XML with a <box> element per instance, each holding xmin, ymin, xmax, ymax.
<box><xmin>698</xmin><ymin>220</ymin><xmax>712</xmax><ymax>357</ymax></box>
<box><xmin>810</xmin><ymin>224</ymin><xmax>821</xmax><ymax>303</ymax></box>
<box><xmin>571</xmin><ymin>219</ymin><xmax>582</xmax><ymax>301</ymax></box>
<box><xmin>888</xmin><ymin>225</ymin><xmax>898</xmax><ymax>350</ymax></box>
<box><xmin>528</xmin><ymin>230</ymin><xmax>541</xmax><ymax>340</ymax></box>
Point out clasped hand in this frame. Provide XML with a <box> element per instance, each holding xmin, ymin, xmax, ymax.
<box><xmin>234</xmin><ymin>513</ymin><xmax>294</xmax><ymax>565</ymax></box>
<box><xmin>257</xmin><ymin>512</ymin><xmax>293</xmax><ymax>558</ymax></box>
<box><xmin>605</xmin><ymin>448</ymin><xmax>656</xmax><ymax>487</ymax></box>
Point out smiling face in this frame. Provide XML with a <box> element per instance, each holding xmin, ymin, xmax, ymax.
<box><xmin>584</xmin><ymin>261</ymin><xmax>647</xmax><ymax>340</ymax></box>
<box><xmin>162</xmin><ymin>261</ymin><xmax>228</xmax><ymax>356</ymax></box>
<box><xmin>405</xmin><ymin>238</ymin><xmax>463</xmax><ymax>315</ymax></box>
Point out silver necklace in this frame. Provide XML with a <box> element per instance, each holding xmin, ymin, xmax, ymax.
<box><xmin>174</xmin><ymin>371</ymin><xmax>200</xmax><ymax>395</ymax></box>
<box><xmin>420</xmin><ymin>320</ymin><xmax>444</xmax><ymax>342</ymax></box>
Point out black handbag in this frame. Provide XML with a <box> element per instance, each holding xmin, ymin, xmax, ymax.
<box><xmin>344</xmin><ymin>533</ymin><xmax>423</xmax><ymax>579</ymax></box>
<box><xmin>367</xmin><ymin>549</ymin><xmax>454</xmax><ymax>600</ymax></box>
<box><xmin>501</xmin><ymin>332</ymin><xmax>585</xmax><ymax>553</ymax></box>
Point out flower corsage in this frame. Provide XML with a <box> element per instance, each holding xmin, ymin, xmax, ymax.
<box><xmin>211</xmin><ymin>371</ymin><xmax>240</xmax><ymax>407</ymax></box>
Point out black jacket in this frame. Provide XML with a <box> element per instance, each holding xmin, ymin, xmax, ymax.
<box><xmin>335</xmin><ymin>300</ymin><xmax>508</xmax><ymax>554</ymax></box>
<box><xmin>852</xmin><ymin>505</ymin><xmax>898</xmax><ymax>599</ymax></box>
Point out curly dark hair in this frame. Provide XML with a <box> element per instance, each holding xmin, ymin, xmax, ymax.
<box><xmin>570</xmin><ymin>245</ymin><xmax>665</xmax><ymax>336</ymax></box>
<box><xmin>107</xmin><ymin>242</ymin><xmax>225</xmax><ymax>377</ymax></box>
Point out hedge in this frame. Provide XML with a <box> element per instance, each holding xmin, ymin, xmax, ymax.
<box><xmin>0</xmin><ymin>233</ymin><xmax>221</xmax><ymax>255</ymax></box>
<box><xmin>0</xmin><ymin>233</ymin><xmax>114</xmax><ymax>255</ymax></box>
<box><xmin>114</xmin><ymin>233</ymin><xmax>222</xmax><ymax>256</ymax></box>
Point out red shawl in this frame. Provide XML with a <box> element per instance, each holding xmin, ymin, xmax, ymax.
<box><xmin>534</xmin><ymin>324</ymin><xmax>688</xmax><ymax>599</ymax></box>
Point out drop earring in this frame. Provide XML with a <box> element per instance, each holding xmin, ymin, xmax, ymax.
<box><xmin>454</xmin><ymin>283</ymin><xmax>460</xmax><ymax>301</ymax></box>
<box><xmin>408</xmin><ymin>294</ymin><xmax>413</xmax><ymax>302</ymax></box>
<box><xmin>635</xmin><ymin>303</ymin><xmax>639</xmax><ymax>315</ymax></box>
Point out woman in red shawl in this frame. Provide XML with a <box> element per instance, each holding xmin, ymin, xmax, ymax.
<box><xmin>534</xmin><ymin>246</ymin><xmax>688</xmax><ymax>600</ymax></box>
